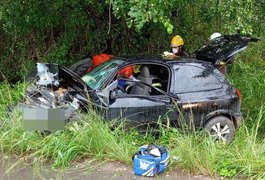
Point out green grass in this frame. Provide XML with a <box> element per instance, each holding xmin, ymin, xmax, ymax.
<box><xmin>0</xmin><ymin>42</ymin><xmax>265</xmax><ymax>178</ymax></box>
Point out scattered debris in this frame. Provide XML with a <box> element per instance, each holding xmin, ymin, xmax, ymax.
<box><xmin>172</xmin><ymin>156</ymin><xmax>182</xmax><ymax>161</ymax></box>
<box><xmin>21</xmin><ymin>63</ymin><xmax>88</xmax><ymax>130</ymax></box>
<box><xmin>36</xmin><ymin>63</ymin><xmax>59</xmax><ymax>86</ymax></box>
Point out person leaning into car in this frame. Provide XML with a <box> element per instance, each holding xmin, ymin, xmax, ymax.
<box><xmin>209</xmin><ymin>32</ymin><xmax>228</xmax><ymax>75</ymax></box>
<box><xmin>163</xmin><ymin>35</ymin><xmax>189</xmax><ymax>59</ymax></box>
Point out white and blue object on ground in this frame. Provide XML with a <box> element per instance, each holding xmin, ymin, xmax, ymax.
<box><xmin>132</xmin><ymin>144</ymin><xmax>170</xmax><ymax>177</ymax></box>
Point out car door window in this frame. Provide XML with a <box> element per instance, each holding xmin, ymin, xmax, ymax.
<box><xmin>114</xmin><ymin>64</ymin><xmax>170</xmax><ymax>97</ymax></box>
<box><xmin>173</xmin><ymin>65</ymin><xmax>222</xmax><ymax>93</ymax></box>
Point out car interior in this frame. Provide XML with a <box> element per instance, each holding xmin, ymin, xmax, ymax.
<box><xmin>117</xmin><ymin>64</ymin><xmax>170</xmax><ymax>96</ymax></box>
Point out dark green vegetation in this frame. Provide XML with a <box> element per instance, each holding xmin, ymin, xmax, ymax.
<box><xmin>1</xmin><ymin>0</ymin><xmax>265</xmax><ymax>82</ymax></box>
<box><xmin>0</xmin><ymin>0</ymin><xmax>265</xmax><ymax>179</ymax></box>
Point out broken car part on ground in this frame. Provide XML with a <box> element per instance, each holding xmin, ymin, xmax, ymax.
<box><xmin>20</xmin><ymin>34</ymin><xmax>259</xmax><ymax>142</ymax></box>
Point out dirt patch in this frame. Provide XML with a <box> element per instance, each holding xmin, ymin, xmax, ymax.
<box><xmin>0</xmin><ymin>156</ymin><xmax>212</xmax><ymax>180</ymax></box>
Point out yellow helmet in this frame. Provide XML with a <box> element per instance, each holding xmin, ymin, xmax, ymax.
<box><xmin>170</xmin><ymin>35</ymin><xmax>184</xmax><ymax>47</ymax></box>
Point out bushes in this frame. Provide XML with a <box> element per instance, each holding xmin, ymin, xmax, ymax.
<box><xmin>1</xmin><ymin>1</ymin><xmax>265</xmax><ymax>82</ymax></box>
<box><xmin>228</xmin><ymin>40</ymin><xmax>265</xmax><ymax>133</ymax></box>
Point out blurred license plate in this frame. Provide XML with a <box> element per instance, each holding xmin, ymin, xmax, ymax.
<box><xmin>23</xmin><ymin>108</ymin><xmax>66</xmax><ymax>131</ymax></box>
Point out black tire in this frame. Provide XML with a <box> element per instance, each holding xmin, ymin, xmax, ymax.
<box><xmin>204</xmin><ymin>116</ymin><xmax>235</xmax><ymax>143</ymax></box>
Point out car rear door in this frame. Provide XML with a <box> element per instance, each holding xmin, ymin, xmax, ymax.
<box><xmin>171</xmin><ymin>63</ymin><xmax>224</xmax><ymax>127</ymax></box>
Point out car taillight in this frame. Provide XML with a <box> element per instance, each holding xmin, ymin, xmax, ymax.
<box><xmin>235</xmin><ymin>89</ymin><xmax>242</xmax><ymax>103</ymax></box>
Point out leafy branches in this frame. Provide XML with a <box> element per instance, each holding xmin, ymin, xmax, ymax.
<box><xmin>111</xmin><ymin>0</ymin><xmax>181</xmax><ymax>34</ymax></box>
<box><xmin>0</xmin><ymin>0</ymin><xmax>265</xmax><ymax>82</ymax></box>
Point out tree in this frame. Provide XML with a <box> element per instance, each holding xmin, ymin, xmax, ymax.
<box><xmin>0</xmin><ymin>0</ymin><xmax>264</xmax><ymax>82</ymax></box>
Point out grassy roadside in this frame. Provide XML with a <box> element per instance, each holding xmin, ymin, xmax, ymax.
<box><xmin>0</xmin><ymin>105</ymin><xmax>264</xmax><ymax>178</ymax></box>
<box><xmin>0</xmin><ymin>43</ymin><xmax>265</xmax><ymax>178</ymax></box>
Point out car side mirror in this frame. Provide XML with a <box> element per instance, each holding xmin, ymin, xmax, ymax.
<box><xmin>97</xmin><ymin>80</ymin><xmax>118</xmax><ymax>106</ymax></box>
<box><xmin>110</xmin><ymin>89</ymin><xmax>118</xmax><ymax>99</ymax></box>
<box><xmin>102</xmin><ymin>80</ymin><xmax>118</xmax><ymax>95</ymax></box>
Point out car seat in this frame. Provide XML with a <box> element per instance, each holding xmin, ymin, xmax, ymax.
<box><xmin>129</xmin><ymin>66</ymin><xmax>152</xmax><ymax>95</ymax></box>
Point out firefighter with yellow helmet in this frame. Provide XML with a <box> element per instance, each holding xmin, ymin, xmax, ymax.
<box><xmin>163</xmin><ymin>35</ymin><xmax>189</xmax><ymax>58</ymax></box>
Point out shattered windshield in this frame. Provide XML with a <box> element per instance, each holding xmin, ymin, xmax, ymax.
<box><xmin>82</xmin><ymin>59</ymin><xmax>124</xmax><ymax>90</ymax></box>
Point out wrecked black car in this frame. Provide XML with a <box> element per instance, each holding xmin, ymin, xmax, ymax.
<box><xmin>24</xmin><ymin>56</ymin><xmax>242</xmax><ymax>142</ymax></box>
<box><xmin>21</xmin><ymin>34</ymin><xmax>260</xmax><ymax>142</ymax></box>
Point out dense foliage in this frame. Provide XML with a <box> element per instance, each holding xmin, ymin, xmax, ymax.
<box><xmin>0</xmin><ymin>0</ymin><xmax>265</xmax><ymax>82</ymax></box>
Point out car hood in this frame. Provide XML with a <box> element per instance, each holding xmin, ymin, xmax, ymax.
<box><xmin>27</xmin><ymin>63</ymin><xmax>90</xmax><ymax>91</ymax></box>
<box><xmin>194</xmin><ymin>34</ymin><xmax>259</xmax><ymax>64</ymax></box>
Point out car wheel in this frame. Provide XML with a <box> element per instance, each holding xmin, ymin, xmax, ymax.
<box><xmin>204</xmin><ymin>116</ymin><xmax>235</xmax><ymax>143</ymax></box>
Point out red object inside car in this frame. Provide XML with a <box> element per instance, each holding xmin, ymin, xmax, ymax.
<box><xmin>117</xmin><ymin>66</ymin><xmax>134</xmax><ymax>78</ymax></box>
<box><xmin>87</xmin><ymin>54</ymin><xmax>133</xmax><ymax>78</ymax></box>
<box><xmin>87</xmin><ymin>53</ymin><xmax>113</xmax><ymax>72</ymax></box>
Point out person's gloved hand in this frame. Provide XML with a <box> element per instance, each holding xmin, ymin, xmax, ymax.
<box><xmin>124</xmin><ymin>76</ymin><xmax>136</xmax><ymax>92</ymax></box>
<box><xmin>163</xmin><ymin>51</ymin><xmax>176</xmax><ymax>59</ymax></box>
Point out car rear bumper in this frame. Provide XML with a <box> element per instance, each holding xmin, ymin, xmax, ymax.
<box><xmin>234</xmin><ymin>112</ymin><xmax>243</xmax><ymax>128</ymax></box>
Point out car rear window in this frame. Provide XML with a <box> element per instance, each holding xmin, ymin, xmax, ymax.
<box><xmin>173</xmin><ymin>64</ymin><xmax>222</xmax><ymax>93</ymax></box>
